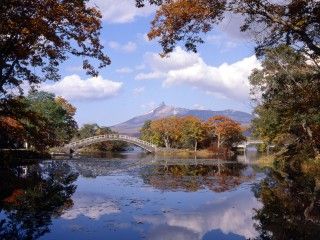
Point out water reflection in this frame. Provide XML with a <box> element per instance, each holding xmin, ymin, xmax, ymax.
<box><xmin>140</xmin><ymin>163</ymin><xmax>256</xmax><ymax>192</ymax></box>
<box><xmin>61</xmin><ymin>193</ymin><xmax>120</xmax><ymax>220</ymax></box>
<box><xmin>0</xmin><ymin>156</ymin><xmax>319</xmax><ymax>239</ymax></box>
<box><xmin>253</xmin><ymin>164</ymin><xmax>320</xmax><ymax>240</ymax></box>
<box><xmin>136</xmin><ymin>190</ymin><xmax>260</xmax><ymax>239</ymax></box>
<box><xmin>0</xmin><ymin>161</ymin><xmax>78</xmax><ymax>240</ymax></box>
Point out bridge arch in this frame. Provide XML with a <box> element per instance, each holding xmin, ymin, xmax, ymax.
<box><xmin>62</xmin><ymin>134</ymin><xmax>157</xmax><ymax>153</ymax></box>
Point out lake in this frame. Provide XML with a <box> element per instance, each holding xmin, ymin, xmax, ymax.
<box><xmin>0</xmin><ymin>152</ymin><xmax>319</xmax><ymax>240</ymax></box>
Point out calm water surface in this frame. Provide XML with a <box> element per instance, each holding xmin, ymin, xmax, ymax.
<box><xmin>0</xmin><ymin>152</ymin><xmax>319</xmax><ymax>240</ymax></box>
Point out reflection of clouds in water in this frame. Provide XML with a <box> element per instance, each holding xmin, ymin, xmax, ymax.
<box><xmin>149</xmin><ymin>225</ymin><xmax>198</xmax><ymax>240</ymax></box>
<box><xmin>61</xmin><ymin>193</ymin><xmax>120</xmax><ymax>220</ymax></box>
<box><xmin>138</xmin><ymin>191</ymin><xmax>260</xmax><ymax>240</ymax></box>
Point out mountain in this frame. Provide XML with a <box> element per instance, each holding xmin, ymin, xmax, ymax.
<box><xmin>110</xmin><ymin>102</ymin><xmax>253</xmax><ymax>136</ymax></box>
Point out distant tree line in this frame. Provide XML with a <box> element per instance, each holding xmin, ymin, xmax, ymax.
<box><xmin>140</xmin><ymin>116</ymin><xmax>245</xmax><ymax>152</ymax></box>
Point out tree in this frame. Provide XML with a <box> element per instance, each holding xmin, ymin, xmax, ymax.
<box><xmin>250</xmin><ymin>46</ymin><xmax>320</xmax><ymax>157</ymax></box>
<box><xmin>24</xmin><ymin>91</ymin><xmax>78</xmax><ymax>148</ymax></box>
<box><xmin>0</xmin><ymin>162</ymin><xmax>78</xmax><ymax>240</ymax></box>
<box><xmin>142</xmin><ymin>116</ymin><xmax>244</xmax><ymax>151</ymax></box>
<box><xmin>150</xmin><ymin>117</ymin><xmax>182</xmax><ymax>148</ymax></box>
<box><xmin>140</xmin><ymin>162</ymin><xmax>249</xmax><ymax>192</ymax></box>
<box><xmin>180</xmin><ymin>116</ymin><xmax>207</xmax><ymax>152</ymax></box>
<box><xmin>253</xmin><ymin>161</ymin><xmax>320</xmax><ymax>240</ymax></box>
<box><xmin>140</xmin><ymin>120</ymin><xmax>162</xmax><ymax>145</ymax></box>
<box><xmin>0</xmin><ymin>116</ymin><xmax>24</xmax><ymax>148</ymax></box>
<box><xmin>207</xmin><ymin>116</ymin><xmax>245</xmax><ymax>149</ymax></box>
<box><xmin>0</xmin><ymin>91</ymin><xmax>78</xmax><ymax>150</ymax></box>
<box><xmin>136</xmin><ymin>0</ymin><xmax>320</xmax><ymax>58</ymax></box>
<box><xmin>55</xmin><ymin>97</ymin><xmax>76</xmax><ymax>116</ymax></box>
<box><xmin>0</xmin><ymin>0</ymin><xmax>110</xmax><ymax>99</ymax></box>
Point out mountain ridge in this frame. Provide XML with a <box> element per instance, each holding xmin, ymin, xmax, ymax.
<box><xmin>110</xmin><ymin>103</ymin><xmax>253</xmax><ymax>136</ymax></box>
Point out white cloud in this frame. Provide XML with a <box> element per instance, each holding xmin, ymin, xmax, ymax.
<box><xmin>116</xmin><ymin>67</ymin><xmax>134</xmax><ymax>74</ymax></box>
<box><xmin>108</xmin><ymin>41</ymin><xmax>137</xmax><ymax>53</ymax></box>
<box><xmin>135</xmin><ymin>64</ymin><xmax>146</xmax><ymax>70</ymax></box>
<box><xmin>193</xmin><ymin>104</ymin><xmax>206</xmax><ymax>110</ymax></box>
<box><xmin>136</xmin><ymin>191</ymin><xmax>261</xmax><ymax>239</ymax></box>
<box><xmin>90</xmin><ymin>0</ymin><xmax>156</xmax><ymax>23</ymax></box>
<box><xmin>135</xmin><ymin>71</ymin><xmax>166</xmax><ymax>80</ymax></box>
<box><xmin>133</xmin><ymin>87</ymin><xmax>145</xmax><ymax>96</ymax></box>
<box><xmin>61</xmin><ymin>193</ymin><xmax>120</xmax><ymax>220</ymax></box>
<box><xmin>108</xmin><ymin>41</ymin><xmax>120</xmax><ymax>49</ymax></box>
<box><xmin>122</xmin><ymin>41</ymin><xmax>137</xmax><ymax>52</ymax></box>
<box><xmin>135</xmin><ymin>47</ymin><xmax>261</xmax><ymax>101</ymax></box>
<box><xmin>42</xmin><ymin>74</ymin><xmax>123</xmax><ymax>101</ymax></box>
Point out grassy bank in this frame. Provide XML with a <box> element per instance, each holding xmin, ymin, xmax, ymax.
<box><xmin>255</xmin><ymin>155</ymin><xmax>276</xmax><ymax>168</ymax></box>
<box><xmin>155</xmin><ymin>148</ymin><xmax>232</xmax><ymax>159</ymax></box>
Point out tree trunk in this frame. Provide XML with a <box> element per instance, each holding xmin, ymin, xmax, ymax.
<box><xmin>164</xmin><ymin>137</ymin><xmax>170</xmax><ymax>149</ymax></box>
<box><xmin>302</xmin><ymin>121</ymin><xmax>320</xmax><ymax>156</ymax></box>
<box><xmin>217</xmin><ymin>133</ymin><xmax>221</xmax><ymax>149</ymax></box>
<box><xmin>194</xmin><ymin>140</ymin><xmax>197</xmax><ymax>152</ymax></box>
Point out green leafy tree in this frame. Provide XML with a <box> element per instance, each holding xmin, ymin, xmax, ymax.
<box><xmin>140</xmin><ymin>120</ymin><xmax>164</xmax><ymax>146</ymax></box>
<box><xmin>24</xmin><ymin>91</ymin><xmax>78</xmax><ymax>149</ymax></box>
<box><xmin>180</xmin><ymin>116</ymin><xmax>207</xmax><ymax>152</ymax></box>
<box><xmin>0</xmin><ymin>91</ymin><xmax>78</xmax><ymax>150</ymax></box>
<box><xmin>250</xmin><ymin>46</ymin><xmax>320</xmax><ymax>157</ymax></box>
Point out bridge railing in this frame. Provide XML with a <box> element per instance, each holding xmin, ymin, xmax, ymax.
<box><xmin>64</xmin><ymin>134</ymin><xmax>157</xmax><ymax>151</ymax></box>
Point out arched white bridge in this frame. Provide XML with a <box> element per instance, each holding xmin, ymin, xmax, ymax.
<box><xmin>237</xmin><ymin>140</ymin><xmax>274</xmax><ymax>153</ymax></box>
<box><xmin>62</xmin><ymin>134</ymin><xmax>157</xmax><ymax>153</ymax></box>
<box><xmin>237</xmin><ymin>140</ymin><xmax>264</xmax><ymax>149</ymax></box>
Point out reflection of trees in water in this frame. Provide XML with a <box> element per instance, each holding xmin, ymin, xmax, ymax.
<box><xmin>253</xmin><ymin>164</ymin><xmax>320</xmax><ymax>240</ymax></box>
<box><xmin>141</xmin><ymin>163</ymin><xmax>255</xmax><ymax>192</ymax></box>
<box><xmin>0</xmin><ymin>161</ymin><xmax>78</xmax><ymax>240</ymax></box>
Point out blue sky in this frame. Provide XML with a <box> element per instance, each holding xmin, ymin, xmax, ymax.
<box><xmin>42</xmin><ymin>1</ymin><xmax>259</xmax><ymax>126</ymax></box>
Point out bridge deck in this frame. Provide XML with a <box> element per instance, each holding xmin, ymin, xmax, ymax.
<box><xmin>63</xmin><ymin>134</ymin><xmax>157</xmax><ymax>153</ymax></box>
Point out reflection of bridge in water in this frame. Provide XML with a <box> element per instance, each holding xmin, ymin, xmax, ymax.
<box><xmin>63</xmin><ymin>134</ymin><xmax>157</xmax><ymax>153</ymax></box>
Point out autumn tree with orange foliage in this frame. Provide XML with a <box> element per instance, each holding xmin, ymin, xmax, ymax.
<box><xmin>0</xmin><ymin>0</ymin><xmax>109</xmax><ymax>99</ymax></box>
<box><xmin>136</xmin><ymin>0</ymin><xmax>320</xmax><ymax>58</ymax></box>
<box><xmin>150</xmin><ymin>117</ymin><xmax>183</xmax><ymax>148</ymax></box>
<box><xmin>206</xmin><ymin>116</ymin><xmax>245</xmax><ymax>149</ymax></box>
<box><xmin>141</xmin><ymin>115</ymin><xmax>244</xmax><ymax>151</ymax></box>
<box><xmin>180</xmin><ymin>116</ymin><xmax>207</xmax><ymax>152</ymax></box>
<box><xmin>55</xmin><ymin>97</ymin><xmax>77</xmax><ymax>117</ymax></box>
<box><xmin>0</xmin><ymin>0</ymin><xmax>110</xmax><ymax>150</ymax></box>
<box><xmin>0</xmin><ymin>116</ymin><xmax>24</xmax><ymax>147</ymax></box>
